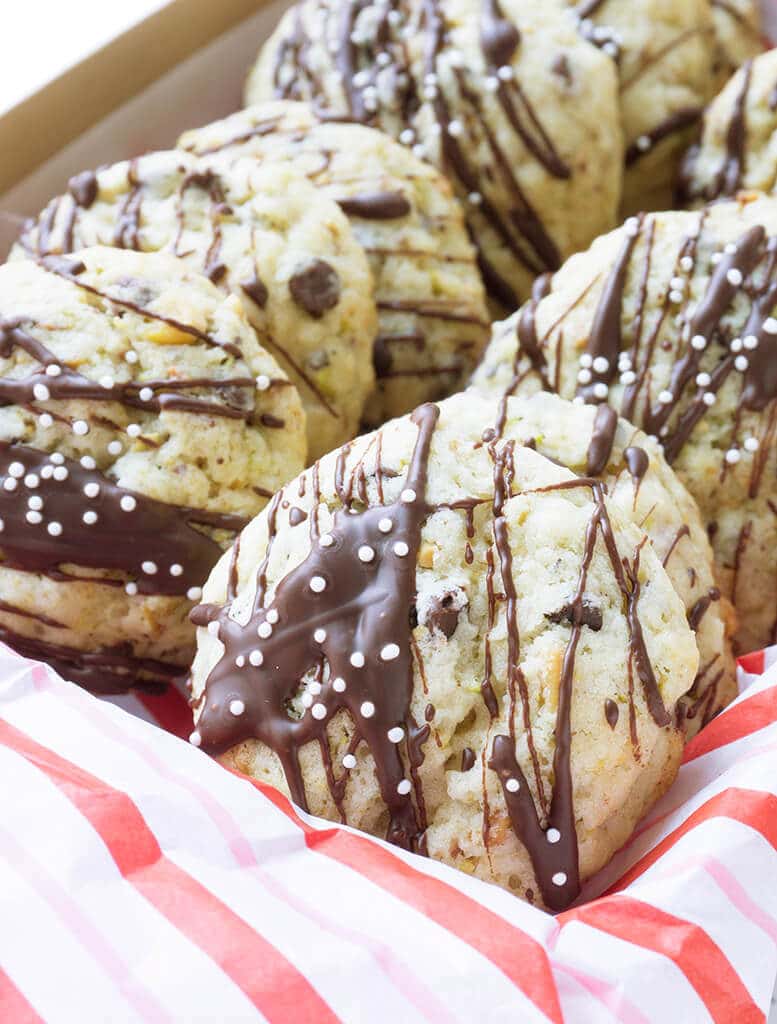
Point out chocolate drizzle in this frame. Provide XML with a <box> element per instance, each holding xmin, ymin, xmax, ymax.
<box><xmin>68</xmin><ymin>170</ymin><xmax>98</xmax><ymax>209</ymax></box>
<box><xmin>585</xmin><ymin>404</ymin><xmax>618</xmax><ymax>475</ymax></box>
<box><xmin>624</xmin><ymin>107</ymin><xmax>702</xmax><ymax>166</ymax></box>
<box><xmin>193</xmin><ymin>405</ymin><xmax>440</xmax><ymax>851</ymax></box>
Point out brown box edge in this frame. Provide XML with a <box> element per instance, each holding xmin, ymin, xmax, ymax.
<box><xmin>0</xmin><ymin>0</ymin><xmax>264</xmax><ymax>195</ymax></box>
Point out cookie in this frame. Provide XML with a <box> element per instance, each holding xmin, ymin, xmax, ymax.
<box><xmin>680</xmin><ymin>49</ymin><xmax>777</xmax><ymax>206</ymax></box>
<box><xmin>189</xmin><ymin>392</ymin><xmax>698</xmax><ymax>909</ymax></box>
<box><xmin>473</xmin><ymin>196</ymin><xmax>777</xmax><ymax>653</ymax></box>
<box><xmin>179</xmin><ymin>100</ymin><xmax>489</xmax><ymax>425</ymax></box>
<box><xmin>556</xmin><ymin>0</ymin><xmax>718</xmax><ymax>216</ymax></box>
<box><xmin>13</xmin><ymin>152</ymin><xmax>377</xmax><ymax>460</ymax></box>
<box><xmin>476</xmin><ymin>390</ymin><xmax>737</xmax><ymax>735</ymax></box>
<box><xmin>709</xmin><ymin>0</ymin><xmax>762</xmax><ymax>86</ymax></box>
<box><xmin>0</xmin><ymin>246</ymin><xmax>306</xmax><ymax>694</ymax></box>
<box><xmin>246</xmin><ymin>0</ymin><xmax>623</xmax><ymax>311</ymax></box>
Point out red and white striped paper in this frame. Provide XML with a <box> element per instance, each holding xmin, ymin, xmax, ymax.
<box><xmin>2</xmin><ymin>644</ymin><xmax>777</xmax><ymax>1023</ymax></box>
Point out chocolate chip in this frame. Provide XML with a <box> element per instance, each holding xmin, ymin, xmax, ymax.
<box><xmin>546</xmin><ymin>597</ymin><xmax>603</xmax><ymax>632</ymax></box>
<box><xmin>421</xmin><ymin>587</ymin><xmax>467</xmax><ymax>639</ymax></box>
<box><xmin>289</xmin><ymin>259</ymin><xmax>341</xmax><ymax>318</ymax></box>
<box><xmin>241</xmin><ymin>275</ymin><xmax>269</xmax><ymax>309</ymax></box>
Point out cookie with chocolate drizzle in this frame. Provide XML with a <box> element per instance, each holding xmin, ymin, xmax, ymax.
<box><xmin>473</xmin><ymin>195</ymin><xmax>777</xmax><ymax>654</ymax></box>
<box><xmin>0</xmin><ymin>247</ymin><xmax>305</xmax><ymax>693</ymax></box>
<box><xmin>246</xmin><ymin>0</ymin><xmax>622</xmax><ymax>310</ymax></box>
<box><xmin>13</xmin><ymin>151</ymin><xmax>377</xmax><ymax>461</ymax></box>
<box><xmin>189</xmin><ymin>391</ymin><xmax>697</xmax><ymax>910</ymax></box>
<box><xmin>179</xmin><ymin>100</ymin><xmax>490</xmax><ymax>426</ymax></box>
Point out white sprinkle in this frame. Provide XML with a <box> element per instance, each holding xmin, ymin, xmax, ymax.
<box><xmin>27</xmin><ymin>496</ymin><xmax>43</xmax><ymax>511</ymax></box>
<box><xmin>592</xmin><ymin>382</ymin><xmax>609</xmax><ymax>400</ymax></box>
<box><xmin>734</xmin><ymin>355</ymin><xmax>749</xmax><ymax>372</ymax></box>
<box><xmin>388</xmin><ymin>727</ymin><xmax>405</xmax><ymax>743</ymax></box>
<box><xmin>592</xmin><ymin>356</ymin><xmax>609</xmax><ymax>374</ymax></box>
<box><xmin>670</xmin><ymin>276</ymin><xmax>685</xmax><ymax>291</ymax></box>
<box><xmin>3</xmin><ymin>479</ymin><xmax>16</xmax><ymax>492</ymax></box>
<box><xmin>126</xmin><ymin>423</ymin><xmax>141</xmax><ymax>438</ymax></box>
<box><xmin>170</xmin><ymin>563</ymin><xmax>183</xmax><ymax>577</ymax></box>
<box><xmin>353</xmin><ymin>69</ymin><xmax>371</xmax><ymax>87</ymax></box>
<box><xmin>636</xmin><ymin>135</ymin><xmax>651</xmax><ymax>152</ymax></box>
<box><xmin>189</xmin><ymin>730</ymin><xmax>202</xmax><ymax>747</ymax></box>
<box><xmin>447</xmin><ymin>119</ymin><xmax>463</xmax><ymax>137</ymax></box>
<box><xmin>82</xmin><ymin>510</ymin><xmax>98</xmax><ymax>525</ymax></box>
<box><xmin>229</xmin><ymin>699</ymin><xmax>246</xmax><ymax>716</ymax></box>
<box><xmin>552</xmin><ymin>872</ymin><xmax>567</xmax><ymax>887</ymax></box>
<box><xmin>724</xmin><ymin>242</ymin><xmax>738</xmax><ymax>255</ymax></box>
<box><xmin>725</xmin><ymin>448</ymin><xmax>741</xmax><ymax>465</ymax></box>
<box><xmin>393</xmin><ymin>541</ymin><xmax>409</xmax><ymax>557</ymax></box>
<box><xmin>397</xmin><ymin>779</ymin><xmax>412</xmax><ymax>795</ymax></box>
<box><xmin>579</xmin><ymin>353</ymin><xmax>593</xmax><ymax>368</ymax></box>
<box><xmin>311</xmin><ymin>702</ymin><xmax>327</xmax><ymax>720</ymax></box>
<box><xmin>125</xmin><ymin>582</ymin><xmax>138</xmax><ymax>596</ymax></box>
<box><xmin>743</xmin><ymin>334</ymin><xmax>759</xmax><ymax>350</ymax></box>
<box><xmin>497</xmin><ymin>64</ymin><xmax>513</xmax><ymax>81</ymax></box>
<box><xmin>33</xmin><ymin>383</ymin><xmax>50</xmax><ymax>401</ymax></box>
<box><xmin>350</xmin><ymin>651</ymin><xmax>366</xmax><ymax>668</ymax></box>
<box><xmin>319</xmin><ymin>533</ymin><xmax>334</xmax><ymax>548</ymax></box>
<box><xmin>763</xmin><ymin>317</ymin><xmax>777</xmax><ymax>335</ymax></box>
<box><xmin>50</xmin><ymin>453</ymin><xmax>64</xmax><ymax>465</ymax></box>
<box><xmin>39</xmin><ymin>413</ymin><xmax>54</xmax><ymax>428</ymax></box>
<box><xmin>257</xmin><ymin>621</ymin><xmax>273</xmax><ymax>639</ymax></box>
<box><xmin>744</xmin><ymin>436</ymin><xmax>760</xmax><ymax>452</ymax></box>
<box><xmin>40</xmin><ymin>466</ymin><xmax>53</xmax><ymax>479</ymax></box>
<box><xmin>577</xmin><ymin>368</ymin><xmax>592</xmax><ymax>385</ymax></box>
<box><xmin>332</xmin><ymin>677</ymin><xmax>346</xmax><ymax>692</ymax></box>
<box><xmin>139</xmin><ymin>387</ymin><xmax>154</xmax><ymax>402</ymax></box>
<box><xmin>120</xmin><ymin>495</ymin><xmax>137</xmax><ymax>512</ymax></box>
<box><xmin>696</xmin><ymin>372</ymin><xmax>711</xmax><ymax>387</ymax></box>
<box><xmin>726</xmin><ymin>268</ymin><xmax>743</xmax><ymax>287</ymax></box>
<box><xmin>730</xmin><ymin>337</ymin><xmax>743</xmax><ymax>353</ymax></box>
<box><xmin>125</xmin><ymin>350</ymin><xmax>138</xmax><ymax>364</ymax></box>
<box><xmin>703</xmin><ymin>392</ymin><xmax>716</xmax><ymax>406</ymax></box>
<box><xmin>207</xmin><ymin>621</ymin><xmax>220</xmax><ymax>636</ymax></box>
<box><xmin>301</xmin><ymin>692</ymin><xmax>314</xmax><ymax>708</ymax></box>
<box><xmin>23</xmin><ymin>474</ymin><xmax>39</xmax><ymax>489</ymax></box>
<box><xmin>360</xmin><ymin>701</ymin><xmax>375</xmax><ymax>718</ymax></box>
<box><xmin>256</xmin><ymin>374</ymin><xmax>271</xmax><ymax>390</ymax></box>
<box><xmin>620</xmin><ymin>370</ymin><xmax>636</xmax><ymax>386</ymax></box>
<box><xmin>485</xmin><ymin>75</ymin><xmax>499</xmax><ymax>92</ymax></box>
<box><xmin>387</xmin><ymin>8</ymin><xmax>402</xmax><ymax>24</ymax></box>
<box><xmin>669</xmin><ymin>289</ymin><xmax>684</xmax><ymax>304</ymax></box>
<box><xmin>249</xmin><ymin>650</ymin><xmax>264</xmax><ymax>666</ymax></box>
<box><xmin>378</xmin><ymin>517</ymin><xmax>393</xmax><ymax>533</ymax></box>
<box><xmin>99</xmin><ymin>375</ymin><xmax>115</xmax><ymax>389</ymax></box>
<box><xmin>187</xmin><ymin>586</ymin><xmax>202</xmax><ymax>601</ymax></box>
<box><xmin>381</xmin><ymin>643</ymin><xmax>401</xmax><ymax>661</ymax></box>
<box><xmin>72</xmin><ymin>420</ymin><xmax>89</xmax><ymax>436</ymax></box>
<box><xmin>399</xmin><ymin>129</ymin><xmax>415</xmax><ymax>145</ymax></box>
<box><xmin>25</xmin><ymin>511</ymin><xmax>42</xmax><ymax>525</ymax></box>
<box><xmin>83</xmin><ymin>482</ymin><xmax>100</xmax><ymax>498</ymax></box>
<box><xmin>310</xmin><ymin>575</ymin><xmax>327</xmax><ymax>593</ymax></box>
<box><xmin>711</xmin><ymin>251</ymin><xmax>722</xmax><ymax>265</ymax></box>
<box><xmin>624</xmin><ymin>217</ymin><xmax>640</xmax><ymax>237</ymax></box>
<box><xmin>400</xmin><ymin>488</ymin><xmax>416</xmax><ymax>504</ymax></box>
<box><xmin>680</xmin><ymin>256</ymin><xmax>694</xmax><ymax>272</ymax></box>
<box><xmin>505</xmin><ymin>778</ymin><xmax>520</xmax><ymax>793</ymax></box>
<box><xmin>690</xmin><ymin>334</ymin><xmax>707</xmax><ymax>351</ymax></box>
<box><xmin>53</xmin><ymin>466</ymin><xmax>68</xmax><ymax>482</ymax></box>
<box><xmin>0</xmin><ymin>518</ymin><xmax>4</xmax><ymax>530</ymax></box>
<box><xmin>342</xmin><ymin>753</ymin><xmax>357</xmax><ymax>769</ymax></box>
<box><xmin>423</xmin><ymin>85</ymin><xmax>437</xmax><ymax>101</ymax></box>
<box><xmin>314</xmin><ymin>628</ymin><xmax>327</xmax><ymax>643</ymax></box>
<box><xmin>8</xmin><ymin>462</ymin><xmax>24</xmax><ymax>478</ymax></box>
<box><xmin>45</xmin><ymin>363</ymin><xmax>62</xmax><ymax>377</ymax></box>
<box><xmin>467</xmin><ymin>192</ymin><xmax>483</xmax><ymax>207</ymax></box>
<box><xmin>46</xmin><ymin>521</ymin><xmax>62</xmax><ymax>537</ymax></box>
<box><xmin>80</xmin><ymin>456</ymin><xmax>96</xmax><ymax>470</ymax></box>
<box><xmin>411</xmin><ymin>144</ymin><xmax>426</xmax><ymax>161</ymax></box>
<box><xmin>356</xmin><ymin>545</ymin><xmax>375</xmax><ymax>565</ymax></box>
<box><xmin>108</xmin><ymin>440</ymin><xmax>123</xmax><ymax>456</ymax></box>
<box><xmin>141</xmin><ymin>561</ymin><xmax>157</xmax><ymax>575</ymax></box>
<box><xmin>546</xmin><ymin>828</ymin><xmax>561</xmax><ymax>844</ymax></box>
<box><xmin>235</xmin><ymin>655</ymin><xmax>246</xmax><ymax>668</ymax></box>
<box><xmin>376</xmin><ymin>51</ymin><xmax>391</xmax><ymax>67</ymax></box>
<box><xmin>658</xmin><ymin>389</ymin><xmax>674</xmax><ymax>405</ymax></box>
<box><xmin>266</xmin><ymin>609</ymin><xmax>279</xmax><ymax>625</ymax></box>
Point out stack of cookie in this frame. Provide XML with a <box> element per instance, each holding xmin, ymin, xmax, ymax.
<box><xmin>2</xmin><ymin>0</ymin><xmax>774</xmax><ymax>912</ymax></box>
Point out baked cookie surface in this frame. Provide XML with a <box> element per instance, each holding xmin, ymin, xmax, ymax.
<box><xmin>189</xmin><ymin>392</ymin><xmax>697</xmax><ymax>909</ymax></box>
<box><xmin>14</xmin><ymin>152</ymin><xmax>377</xmax><ymax>460</ymax></box>
<box><xmin>473</xmin><ymin>197</ymin><xmax>777</xmax><ymax>653</ymax></box>
<box><xmin>0</xmin><ymin>247</ymin><xmax>306</xmax><ymax>693</ymax></box>
<box><xmin>246</xmin><ymin>0</ymin><xmax>623</xmax><ymax>311</ymax></box>
<box><xmin>179</xmin><ymin>101</ymin><xmax>489</xmax><ymax>425</ymax></box>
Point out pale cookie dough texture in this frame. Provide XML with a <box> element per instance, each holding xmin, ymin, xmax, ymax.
<box><xmin>13</xmin><ymin>152</ymin><xmax>377</xmax><ymax>461</ymax></box>
<box><xmin>709</xmin><ymin>0</ymin><xmax>763</xmax><ymax>85</ymax></box>
<box><xmin>473</xmin><ymin>196</ymin><xmax>777</xmax><ymax>654</ymax></box>
<box><xmin>246</xmin><ymin>0</ymin><xmax>623</xmax><ymax>311</ymax></box>
<box><xmin>680</xmin><ymin>49</ymin><xmax>777</xmax><ymax>206</ymax></box>
<box><xmin>0</xmin><ymin>247</ymin><xmax>306</xmax><ymax>694</ymax></box>
<box><xmin>179</xmin><ymin>101</ymin><xmax>490</xmax><ymax>425</ymax></box>
<box><xmin>189</xmin><ymin>392</ymin><xmax>698</xmax><ymax>910</ymax></box>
